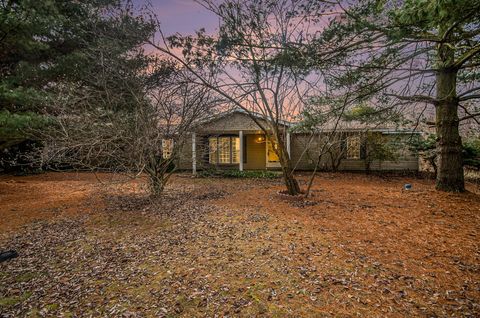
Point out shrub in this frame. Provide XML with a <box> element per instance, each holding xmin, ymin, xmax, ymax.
<box><xmin>464</xmin><ymin>138</ymin><xmax>480</xmax><ymax>169</ymax></box>
<box><xmin>198</xmin><ymin>169</ymin><xmax>281</xmax><ymax>179</ymax></box>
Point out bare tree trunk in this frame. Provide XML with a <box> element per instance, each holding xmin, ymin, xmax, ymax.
<box><xmin>146</xmin><ymin>156</ymin><xmax>176</xmax><ymax>197</ymax></box>
<box><xmin>435</xmin><ymin>46</ymin><xmax>464</xmax><ymax>191</ymax></box>
<box><xmin>276</xmin><ymin>134</ymin><xmax>301</xmax><ymax>195</ymax></box>
<box><xmin>280</xmin><ymin>158</ymin><xmax>301</xmax><ymax>195</ymax></box>
<box><xmin>305</xmin><ymin>153</ymin><xmax>323</xmax><ymax>198</ymax></box>
<box><xmin>149</xmin><ymin>175</ymin><xmax>165</xmax><ymax>196</ymax></box>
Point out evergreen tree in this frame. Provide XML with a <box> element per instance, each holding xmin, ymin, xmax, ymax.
<box><xmin>0</xmin><ymin>0</ymin><xmax>155</xmax><ymax>149</ymax></box>
<box><xmin>315</xmin><ymin>0</ymin><xmax>480</xmax><ymax>192</ymax></box>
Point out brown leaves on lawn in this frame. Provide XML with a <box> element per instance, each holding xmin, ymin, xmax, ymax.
<box><xmin>0</xmin><ymin>172</ymin><xmax>479</xmax><ymax>317</ymax></box>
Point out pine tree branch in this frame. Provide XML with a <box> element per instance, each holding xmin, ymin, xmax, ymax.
<box><xmin>384</xmin><ymin>93</ymin><xmax>438</xmax><ymax>105</ymax></box>
<box><xmin>453</xmin><ymin>44</ymin><xmax>480</xmax><ymax>69</ymax></box>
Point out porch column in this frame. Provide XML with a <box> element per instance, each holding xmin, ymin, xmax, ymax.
<box><xmin>192</xmin><ymin>132</ymin><xmax>196</xmax><ymax>175</ymax></box>
<box><xmin>286</xmin><ymin>132</ymin><xmax>291</xmax><ymax>157</ymax></box>
<box><xmin>239</xmin><ymin>130</ymin><xmax>244</xmax><ymax>171</ymax></box>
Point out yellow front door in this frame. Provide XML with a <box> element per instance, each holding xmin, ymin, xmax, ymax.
<box><xmin>266</xmin><ymin>139</ymin><xmax>281</xmax><ymax>168</ymax></box>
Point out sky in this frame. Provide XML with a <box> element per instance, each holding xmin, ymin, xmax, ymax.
<box><xmin>134</xmin><ymin>0</ymin><xmax>218</xmax><ymax>36</ymax></box>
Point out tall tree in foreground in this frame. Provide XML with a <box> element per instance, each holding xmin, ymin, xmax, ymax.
<box><xmin>317</xmin><ymin>0</ymin><xmax>480</xmax><ymax>191</ymax></box>
<box><xmin>151</xmin><ymin>0</ymin><xmax>336</xmax><ymax>195</ymax></box>
<box><xmin>43</xmin><ymin>61</ymin><xmax>217</xmax><ymax>196</ymax></box>
<box><xmin>0</xmin><ymin>0</ymin><xmax>155</xmax><ymax>169</ymax></box>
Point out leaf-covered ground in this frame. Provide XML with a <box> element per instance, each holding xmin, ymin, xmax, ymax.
<box><xmin>0</xmin><ymin>172</ymin><xmax>479</xmax><ymax>317</ymax></box>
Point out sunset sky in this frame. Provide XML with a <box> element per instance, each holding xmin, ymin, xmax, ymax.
<box><xmin>135</xmin><ymin>0</ymin><xmax>218</xmax><ymax>36</ymax></box>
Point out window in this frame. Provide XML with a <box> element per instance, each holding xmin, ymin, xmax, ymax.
<box><xmin>162</xmin><ymin>139</ymin><xmax>174</xmax><ymax>159</ymax></box>
<box><xmin>218</xmin><ymin>137</ymin><xmax>231</xmax><ymax>163</ymax></box>
<box><xmin>231</xmin><ymin>137</ymin><xmax>240</xmax><ymax>164</ymax></box>
<box><xmin>346</xmin><ymin>135</ymin><xmax>361</xmax><ymax>159</ymax></box>
<box><xmin>209</xmin><ymin>136</ymin><xmax>240</xmax><ymax>164</ymax></box>
<box><xmin>209</xmin><ymin>137</ymin><xmax>218</xmax><ymax>164</ymax></box>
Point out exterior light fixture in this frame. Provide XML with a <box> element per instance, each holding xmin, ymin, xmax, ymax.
<box><xmin>255</xmin><ymin>136</ymin><xmax>266</xmax><ymax>143</ymax></box>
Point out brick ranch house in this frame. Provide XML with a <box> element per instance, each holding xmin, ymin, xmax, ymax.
<box><xmin>175</xmin><ymin>109</ymin><xmax>420</xmax><ymax>173</ymax></box>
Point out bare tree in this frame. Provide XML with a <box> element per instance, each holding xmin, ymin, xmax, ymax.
<box><xmin>39</xmin><ymin>60</ymin><xmax>218</xmax><ymax>196</ymax></box>
<box><xmin>149</xmin><ymin>0</ymin><xmax>337</xmax><ymax>195</ymax></box>
<box><xmin>143</xmin><ymin>70</ymin><xmax>219</xmax><ymax>194</ymax></box>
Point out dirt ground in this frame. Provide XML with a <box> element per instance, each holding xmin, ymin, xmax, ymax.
<box><xmin>0</xmin><ymin>172</ymin><xmax>479</xmax><ymax>317</ymax></box>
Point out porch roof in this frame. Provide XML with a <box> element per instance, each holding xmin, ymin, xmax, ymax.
<box><xmin>194</xmin><ymin>108</ymin><xmax>292</xmax><ymax>133</ymax></box>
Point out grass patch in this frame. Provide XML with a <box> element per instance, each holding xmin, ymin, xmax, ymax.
<box><xmin>45</xmin><ymin>303</ymin><xmax>59</xmax><ymax>311</ymax></box>
<box><xmin>27</xmin><ymin>308</ymin><xmax>40</xmax><ymax>318</ymax></box>
<box><xmin>0</xmin><ymin>292</ymin><xmax>32</xmax><ymax>307</ymax></box>
<box><xmin>15</xmin><ymin>272</ymin><xmax>37</xmax><ymax>283</ymax></box>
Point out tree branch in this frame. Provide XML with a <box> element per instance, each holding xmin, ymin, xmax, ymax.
<box><xmin>453</xmin><ymin>44</ymin><xmax>480</xmax><ymax>69</ymax></box>
<box><xmin>459</xmin><ymin>94</ymin><xmax>480</xmax><ymax>102</ymax></box>
<box><xmin>385</xmin><ymin>93</ymin><xmax>438</xmax><ymax>105</ymax></box>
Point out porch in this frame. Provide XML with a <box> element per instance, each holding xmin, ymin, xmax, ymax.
<box><xmin>191</xmin><ymin>131</ymin><xmax>291</xmax><ymax>174</ymax></box>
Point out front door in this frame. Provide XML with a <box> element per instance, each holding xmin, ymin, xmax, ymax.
<box><xmin>266</xmin><ymin>139</ymin><xmax>281</xmax><ymax>168</ymax></box>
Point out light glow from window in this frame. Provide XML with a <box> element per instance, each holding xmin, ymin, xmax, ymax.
<box><xmin>267</xmin><ymin>139</ymin><xmax>280</xmax><ymax>163</ymax></box>
<box><xmin>346</xmin><ymin>135</ymin><xmax>361</xmax><ymax>159</ymax></box>
<box><xmin>162</xmin><ymin>139</ymin><xmax>174</xmax><ymax>159</ymax></box>
<box><xmin>209</xmin><ymin>136</ymin><xmax>240</xmax><ymax>164</ymax></box>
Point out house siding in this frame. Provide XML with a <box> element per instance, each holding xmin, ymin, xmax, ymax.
<box><xmin>291</xmin><ymin>132</ymin><xmax>419</xmax><ymax>171</ymax></box>
<box><xmin>176</xmin><ymin>135</ymin><xmax>193</xmax><ymax>170</ymax></box>
<box><xmin>177</xmin><ymin>131</ymin><xmax>419</xmax><ymax>172</ymax></box>
<box><xmin>290</xmin><ymin>134</ymin><xmax>333</xmax><ymax>170</ymax></box>
<box><xmin>175</xmin><ymin>111</ymin><xmax>419</xmax><ymax>172</ymax></box>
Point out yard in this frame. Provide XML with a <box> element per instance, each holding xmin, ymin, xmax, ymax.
<box><xmin>0</xmin><ymin>172</ymin><xmax>479</xmax><ymax>317</ymax></box>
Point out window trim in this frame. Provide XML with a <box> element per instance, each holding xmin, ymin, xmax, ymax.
<box><xmin>162</xmin><ymin>138</ymin><xmax>174</xmax><ymax>159</ymax></box>
<box><xmin>346</xmin><ymin>135</ymin><xmax>361</xmax><ymax>160</ymax></box>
